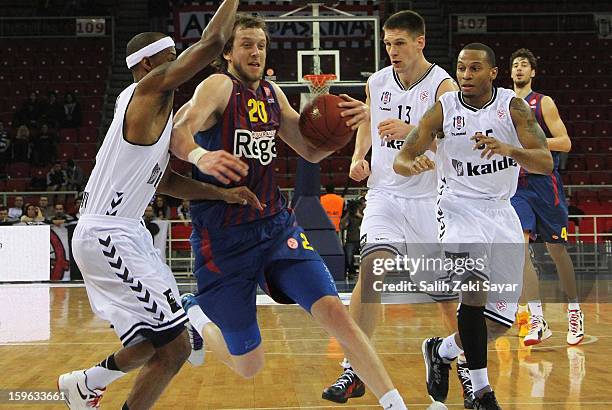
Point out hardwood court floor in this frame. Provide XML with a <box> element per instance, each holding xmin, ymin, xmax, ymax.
<box><xmin>1</xmin><ymin>285</ymin><xmax>611</xmax><ymax>409</ymax></box>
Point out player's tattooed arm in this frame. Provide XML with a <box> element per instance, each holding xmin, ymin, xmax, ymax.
<box><xmin>393</xmin><ymin>102</ymin><xmax>443</xmax><ymax>176</ymax></box>
<box><xmin>509</xmin><ymin>97</ymin><xmax>553</xmax><ymax>175</ymax></box>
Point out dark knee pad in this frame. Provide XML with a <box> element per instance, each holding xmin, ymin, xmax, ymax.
<box><xmin>457</xmin><ymin>303</ymin><xmax>487</xmax><ymax>370</ymax></box>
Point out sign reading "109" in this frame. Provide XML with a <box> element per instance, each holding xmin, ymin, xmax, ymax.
<box><xmin>76</xmin><ymin>18</ymin><xmax>106</xmax><ymax>37</ymax></box>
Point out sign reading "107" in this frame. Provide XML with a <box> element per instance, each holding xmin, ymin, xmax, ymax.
<box><xmin>457</xmin><ymin>15</ymin><xmax>487</xmax><ymax>33</ymax></box>
<box><xmin>75</xmin><ymin>18</ymin><xmax>106</xmax><ymax>37</ymax></box>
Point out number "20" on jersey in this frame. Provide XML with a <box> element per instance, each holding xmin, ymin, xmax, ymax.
<box><xmin>248</xmin><ymin>98</ymin><xmax>268</xmax><ymax>123</ymax></box>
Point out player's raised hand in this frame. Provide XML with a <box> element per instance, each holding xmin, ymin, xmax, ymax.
<box><xmin>220</xmin><ymin>186</ymin><xmax>265</xmax><ymax>210</ymax></box>
<box><xmin>197</xmin><ymin>150</ymin><xmax>249</xmax><ymax>184</ymax></box>
<box><xmin>471</xmin><ymin>133</ymin><xmax>514</xmax><ymax>160</ymax></box>
<box><xmin>378</xmin><ymin>119</ymin><xmax>416</xmax><ymax>141</ymax></box>
<box><xmin>349</xmin><ymin>159</ymin><xmax>371</xmax><ymax>181</ymax></box>
<box><xmin>338</xmin><ymin>94</ymin><xmax>369</xmax><ymax>130</ymax></box>
<box><xmin>405</xmin><ymin>155</ymin><xmax>435</xmax><ymax>176</ymax></box>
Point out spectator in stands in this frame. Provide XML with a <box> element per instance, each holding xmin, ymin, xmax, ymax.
<box><xmin>20</xmin><ymin>203</ymin><xmax>45</xmax><ymax>223</ymax></box>
<box><xmin>48</xmin><ymin>203</ymin><xmax>75</xmax><ymax>227</ymax></box>
<box><xmin>65</xmin><ymin>159</ymin><xmax>86</xmax><ymax>191</ymax></box>
<box><xmin>143</xmin><ymin>204</ymin><xmax>160</xmax><ymax>237</ymax></box>
<box><xmin>38</xmin><ymin>196</ymin><xmax>54</xmax><ymax>219</ymax></box>
<box><xmin>32</xmin><ymin>123</ymin><xmax>57</xmax><ymax>165</ymax></box>
<box><xmin>149</xmin><ymin>0</ymin><xmax>170</xmax><ymax>32</ymax></box>
<box><xmin>153</xmin><ymin>194</ymin><xmax>170</xmax><ymax>219</ymax></box>
<box><xmin>0</xmin><ymin>121</ymin><xmax>10</xmax><ymax>165</ymax></box>
<box><xmin>42</xmin><ymin>92</ymin><xmax>64</xmax><ymax>129</ymax></box>
<box><xmin>12</xmin><ymin>125</ymin><xmax>31</xmax><ymax>162</ymax></box>
<box><xmin>70</xmin><ymin>197</ymin><xmax>82</xmax><ymax>220</ymax></box>
<box><xmin>177</xmin><ymin>199</ymin><xmax>190</xmax><ymax>223</ymax></box>
<box><xmin>47</xmin><ymin>162</ymin><xmax>67</xmax><ymax>191</ymax></box>
<box><xmin>62</xmin><ymin>92</ymin><xmax>82</xmax><ymax>128</ymax></box>
<box><xmin>8</xmin><ymin>196</ymin><xmax>24</xmax><ymax>219</ymax></box>
<box><xmin>341</xmin><ymin>197</ymin><xmax>365</xmax><ymax>278</ymax></box>
<box><xmin>15</xmin><ymin>92</ymin><xmax>42</xmax><ymax>128</ymax></box>
<box><xmin>0</xmin><ymin>206</ymin><xmax>17</xmax><ymax>226</ymax></box>
<box><xmin>320</xmin><ymin>183</ymin><xmax>345</xmax><ymax>232</ymax></box>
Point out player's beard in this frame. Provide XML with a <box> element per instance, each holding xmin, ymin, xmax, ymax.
<box><xmin>513</xmin><ymin>78</ymin><xmax>530</xmax><ymax>88</ymax></box>
<box><xmin>236</xmin><ymin>62</ymin><xmax>263</xmax><ymax>83</ymax></box>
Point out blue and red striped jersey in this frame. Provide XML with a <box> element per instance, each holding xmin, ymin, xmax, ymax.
<box><xmin>523</xmin><ymin>91</ymin><xmax>560</xmax><ymax>173</ymax></box>
<box><xmin>191</xmin><ymin>73</ymin><xmax>285</xmax><ymax>228</ymax></box>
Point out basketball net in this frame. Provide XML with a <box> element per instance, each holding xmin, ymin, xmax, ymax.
<box><xmin>304</xmin><ymin>74</ymin><xmax>337</xmax><ymax>97</ymax></box>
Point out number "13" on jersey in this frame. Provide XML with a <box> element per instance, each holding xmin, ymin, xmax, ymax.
<box><xmin>248</xmin><ymin>98</ymin><xmax>268</xmax><ymax>123</ymax></box>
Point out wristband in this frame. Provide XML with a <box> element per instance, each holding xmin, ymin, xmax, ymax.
<box><xmin>188</xmin><ymin>147</ymin><xmax>208</xmax><ymax>165</ymax></box>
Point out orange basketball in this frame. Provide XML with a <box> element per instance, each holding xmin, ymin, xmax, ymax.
<box><xmin>299</xmin><ymin>94</ymin><xmax>355</xmax><ymax>151</ymax></box>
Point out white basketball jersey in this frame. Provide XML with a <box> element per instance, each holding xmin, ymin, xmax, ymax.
<box><xmin>437</xmin><ymin>87</ymin><xmax>522</xmax><ymax>200</ymax></box>
<box><xmin>368</xmin><ymin>64</ymin><xmax>451</xmax><ymax>199</ymax></box>
<box><xmin>80</xmin><ymin>83</ymin><xmax>171</xmax><ymax>219</ymax></box>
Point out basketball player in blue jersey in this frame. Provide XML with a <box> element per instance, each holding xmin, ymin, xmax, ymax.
<box><xmin>509</xmin><ymin>48</ymin><xmax>584</xmax><ymax>346</ymax></box>
<box><xmin>171</xmin><ymin>14</ymin><xmax>408</xmax><ymax>410</ymax></box>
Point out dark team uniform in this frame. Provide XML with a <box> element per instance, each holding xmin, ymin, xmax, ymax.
<box><xmin>189</xmin><ymin>73</ymin><xmax>337</xmax><ymax>355</ymax></box>
<box><xmin>511</xmin><ymin>91</ymin><xmax>568</xmax><ymax>242</ymax></box>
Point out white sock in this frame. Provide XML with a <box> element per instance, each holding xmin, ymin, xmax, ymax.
<box><xmin>341</xmin><ymin>358</ymin><xmax>352</xmax><ymax>369</ymax></box>
<box><xmin>438</xmin><ymin>334</ymin><xmax>463</xmax><ymax>361</ymax></box>
<box><xmin>568</xmin><ymin>302</ymin><xmax>581</xmax><ymax>311</ymax></box>
<box><xmin>469</xmin><ymin>368</ymin><xmax>490</xmax><ymax>394</ymax></box>
<box><xmin>186</xmin><ymin>304</ymin><xmax>212</xmax><ymax>336</ymax></box>
<box><xmin>379</xmin><ymin>389</ymin><xmax>407</xmax><ymax>410</ymax></box>
<box><xmin>84</xmin><ymin>366</ymin><xmax>125</xmax><ymax>390</ymax></box>
<box><xmin>528</xmin><ymin>300</ymin><xmax>544</xmax><ymax>317</ymax></box>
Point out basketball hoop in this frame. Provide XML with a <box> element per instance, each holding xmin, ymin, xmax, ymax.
<box><xmin>304</xmin><ymin>73</ymin><xmax>337</xmax><ymax>97</ymax></box>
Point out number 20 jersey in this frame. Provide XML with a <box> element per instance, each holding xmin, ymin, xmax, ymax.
<box><xmin>191</xmin><ymin>73</ymin><xmax>284</xmax><ymax>228</ymax></box>
<box><xmin>368</xmin><ymin>64</ymin><xmax>451</xmax><ymax>199</ymax></box>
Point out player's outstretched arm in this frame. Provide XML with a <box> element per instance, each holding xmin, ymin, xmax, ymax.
<box><xmin>157</xmin><ymin>167</ymin><xmax>264</xmax><ymax>210</ymax></box>
<box><xmin>508</xmin><ymin>97</ymin><xmax>554</xmax><ymax>174</ymax></box>
<box><xmin>541</xmin><ymin>96</ymin><xmax>571</xmax><ymax>152</ymax></box>
<box><xmin>393</xmin><ymin>102</ymin><xmax>443</xmax><ymax>176</ymax></box>
<box><xmin>270</xmin><ymin>82</ymin><xmax>334</xmax><ymax>163</ymax></box>
<box><xmin>350</xmin><ymin>83</ymin><xmax>372</xmax><ymax>182</ymax></box>
<box><xmin>141</xmin><ymin>0</ymin><xmax>238</xmax><ymax>93</ymax></box>
<box><xmin>171</xmin><ymin>75</ymin><xmax>248</xmax><ymax>184</ymax></box>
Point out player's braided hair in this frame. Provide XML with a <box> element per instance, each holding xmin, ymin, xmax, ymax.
<box><xmin>212</xmin><ymin>13</ymin><xmax>270</xmax><ymax>72</ymax></box>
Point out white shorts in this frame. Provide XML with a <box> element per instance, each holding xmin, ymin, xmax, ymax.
<box><xmin>360</xmin><ymin>189</ymin><xmax>439</xmax><ymax>255</ymax></box>
<box><xmin>72</xmin><ymin>215</ymin><xmax>187</xmax><ymax>346</ymax></box>
<box><xmin>360</xmin><ymin>190</ymin><xmax>456</xmax><ymax>302</ymax></box>
<box><xmin>437</xmin><ymin>194</ymin><xmax>525</xmax><ymax>327</ymax></box>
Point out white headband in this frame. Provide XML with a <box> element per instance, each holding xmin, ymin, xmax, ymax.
<box><xmin>126</xmin><ymin>37</ymin><xmax>175</xmax><ymax>69</ymax></box>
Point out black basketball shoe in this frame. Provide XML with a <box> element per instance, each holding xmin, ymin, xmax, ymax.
<box><xmin>456</xmin><ymin>360</ymin><xmax>475</xmax><ymax>409</ymax></box>
<box><xmin>422</xmin><ymin>337</ymin><xmax>451</xmax><ymax>402</ymax></box>
<box><xmin>473</xmin><ymin>391</ymin><xmax>501</xmax><ymax>410</ymax></box>
<box><xmin>322</xmin><ymin>367</ymin><xmax>366</xmax><ymax>403</ymax></box>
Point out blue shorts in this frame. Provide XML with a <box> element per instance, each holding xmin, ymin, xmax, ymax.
<box><xmin>190</xmin><ymin>209</ymin><xmax>338</xmax><ymax>356</ymax></box>
<box><xmin>511</xmin><ymin>172</ymin><xmax>568</xmax><ymax>243</ymax></box>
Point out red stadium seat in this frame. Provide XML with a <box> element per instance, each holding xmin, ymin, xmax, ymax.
<box><xmin>77</xmin><ymin>143</ymin><xmax>98</xmax><ymax>160</ymax></box>
<box><xmin>572</xmin><ymin>122</ymin><xmax>592</xmax><ymax>138</ymax></box>
<box><xmin>569</xmin><ymin>171</ymin><xmax>591</xmax><ymax>185</ymax></box>
<box><xmin>59</xmin><ymin>128</ymin><xmax>78</xmax><ymax>143</ymax></box>
<box><xmin>7</xmin><ymin>162</ymin><xmax>30</xmax><ymax>178</ymax></box>
<box><xmin>78</xmin><ymin>126</ymin><xmax>98</xmax><ymax>142</ymax></box>
<box><xmin>593</xmin><ymin>123</ymin><xmax>609</xmax><ymax>138</ymax></box>
<box><xmin>574</xmin><ymin>138</ymin><xmax>597</xmax><ymax>153</ymax></box>
<box><xmin>171</xmin><ymin>224</ymin><xmax>192</xmax><ymax>252</ymax></box>
<box><xmin>57</xmin><ymin>143</ymin><xmax>77</xmax><ymax>161</ymax></box>
<box><xmin>567</xmin><ymin>155</ymin><xmax>586</xmax><ymax>171</ymax></box>
<box><xmin>0</xmin><ymin>180</ymin><xmax>5</xmax><ymax>191</ymax></box>
<box><xmin>5</xmin><ymin>178</ymin><xmax>30</xmax><ymax>192</ymax></box>
<box><xmin>273</xmin><ymin>158</ymin><xmax>287</xmax><ymax>174</ymax></box>
<box><xmin>590</xmin><ymin>171</ymin><xmax>612</xmax><ymax>186</ymax></box>
<box><xmin>598</xmin><ymin>139</ymin><xmax>612</xmax><ymax>154</ymax></box>
<box><xmin>82</xmin><ymin>111</ymin><xmax>100</xmax><ymax>127</ymax></box>
<box><xmin>585</xmin><ymin>155</ymin><xmax>605</xmax><ymax>171</ymax></box>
